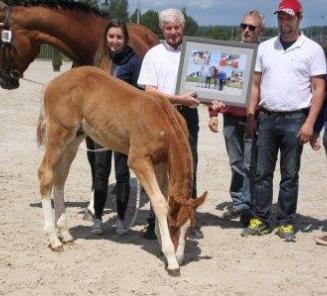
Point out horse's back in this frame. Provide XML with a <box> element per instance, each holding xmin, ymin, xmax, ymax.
<box><xmin>45</xmin><ymin>66</ymin><xmax>186</xmax><ymax>139</ymax></box>
<box><xmin>127</xmin><ymin>23</ymin><xmax>159</xmax><ymax>57</ymax></box>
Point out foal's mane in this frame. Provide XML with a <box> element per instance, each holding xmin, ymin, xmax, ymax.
<box><xmin>7</xmin><ymin>0</ymin><xmax>108</xmax><ymax>18</ymax></box>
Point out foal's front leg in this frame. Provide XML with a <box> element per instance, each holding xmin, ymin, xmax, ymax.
<box><xmin>129</xmin><ymin>157</ymin><xmax>180</xmax><ymax>276</ymax></box>
<box><xmin>153</xmin><ymin>163</ymin><xmax>169</xmax><ymax>248</ymax></box>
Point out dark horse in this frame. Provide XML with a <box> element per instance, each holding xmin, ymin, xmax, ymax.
<box><xmin>0</xmin><ymin>0</ymin><xmax>158</xmax><ymax>89</ymax></box>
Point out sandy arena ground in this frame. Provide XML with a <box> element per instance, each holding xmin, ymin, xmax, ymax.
<box><xmin>0</xmin><ymin>61</ymin><xmax>326</xmax><ymax>296</ymax></box>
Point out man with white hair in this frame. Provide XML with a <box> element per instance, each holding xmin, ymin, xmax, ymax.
<box><xmin>138</xmin><ymin>8</ymin><xmax>217</xmax><ymax>240</ymax></box>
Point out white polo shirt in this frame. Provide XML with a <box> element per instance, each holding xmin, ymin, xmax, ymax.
<box><xmin>255</xmin><ymin>33</ymin><xmax>327</xmax><ymax>111</ymax></box>
<box><xmin>137</xmin><ymin>42</ymin><xmax>181</xmax><ymax>95</ymax></box>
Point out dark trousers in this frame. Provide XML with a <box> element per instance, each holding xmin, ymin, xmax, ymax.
<box><xmin>176</xmin><ymin>106</ymin><xmax>199</xmax><ymax>198</ymax></box>
<box><xmin>254</xmin><ymin>111</ymin><xmax>306</xmax><ymax>225</ymax></box>
<box><xmin>219</xmin><ymin>79</ymin><xmax>224</xmax><ymax>91</ymax></box>
<box><xmin>323</xmin><ymin>131</ymin><xmax>327</xmax><ymax>156</ymax></box>
<box><xmin>92</xmin><ymin>141</ymin><xmax>130</xmax><ymax>220</ymax></box>
<box><xmin>85</xmin><ymin>136</ymin><xmax>96</xmax><ymax>189</ymax></box>
<box><xmin>147</xmin><ymin>106</ymin><xmax>199</xmax><ymax>224</ymax></box>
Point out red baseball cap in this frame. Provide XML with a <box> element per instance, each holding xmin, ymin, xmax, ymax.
<box><xmin>274</xmin><ymin>0</ymin><xmax>303</xmax><ymax>16</ymax></box>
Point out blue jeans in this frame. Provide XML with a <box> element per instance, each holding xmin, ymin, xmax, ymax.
<box><xmin>254</xmin><ymin>111</ymin><xmax>306</xmax><ymax>225</ymax></box>
<box><xmin>223</xmin><ymin>114</ymin><xmax>256</xmax><ymax>215</ymax></box>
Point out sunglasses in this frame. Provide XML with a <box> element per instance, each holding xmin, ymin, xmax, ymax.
<box><xmin>240</xmin><ymin>23</ymin><xmax>256</xmax><ymax>32</ymax></box>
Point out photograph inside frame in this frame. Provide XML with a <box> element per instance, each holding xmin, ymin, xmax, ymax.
<box><xmin>176</xmin><ymin>37</ymin><xmax>258</xmax><ymax>107</ymax></box>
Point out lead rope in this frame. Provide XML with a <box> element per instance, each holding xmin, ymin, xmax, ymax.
<box><xmin>9</xmin><ymin>70</ymin><xmax>46</xmax><ymax>86</ymax></box>
<box><xmin>85</xmin><ymin>146</ymin><xmax>110</xmax><ymax>153</ymax></box>
<box><xmin>21</xmin><ymin>76</ymin><xmax>45</xmax><ymax>86</ymax></box>
<box><xmin>114</xmin><ymin>178</ymin><xmax>141</xmax><ymax>237</ymax></box>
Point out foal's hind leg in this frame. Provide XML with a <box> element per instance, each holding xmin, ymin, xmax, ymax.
<box><xmin>39</xmin><ymin>149</ymin><xmax>64</xmax><ymax>251</ymax></box>
<box><xmin>129</xmin><ymin>157</ymin><xmax>180</xmax><ymax>276</ymax></box>
<box><xmin>53</xmin><ymin>136</ymin><xmax>85</xmax><ymax>244</ymax></box>
<box><xmin>38</xmin><ymin>127</ymin><xmax>72</xmax><ymax>251</ymax></box>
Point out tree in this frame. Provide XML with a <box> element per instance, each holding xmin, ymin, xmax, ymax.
<box><xmin>197</xmin><ymin>26</ymin><xmax>229</xmax><ymax>40</ymax></box>
<box><xmin>181</xmin><ymin>7</ymin><xmax>198</xmax><ymax>36</ymax></box>
<box><xmin>142</xmin><ymin>10</ymin><xmax>160</xmax><ymax>37</ymax></box>
<box><xmin>130</xmin><ymin>8</ymin><xmax>142</xmax><ymax>24</ymax></box>
<box><xmin>3</xmin><ymin>0</ymin><xmax>21</xmax><ymax>5</ymax></box>
<box><xmin>79</xmin><ymin>0</ymin><xmax>99</xmax><ymax>9</ymax></box>
<box><xmin>101</xmin><ymin>0</ymin><xmax>129</xmax><ymax>21</ymax></box>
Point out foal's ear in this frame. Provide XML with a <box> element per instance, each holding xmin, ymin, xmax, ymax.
<box><xmin>192</xmin><ymin>191</ymin><xmax>208</xmax><ymax>209</ymax></box>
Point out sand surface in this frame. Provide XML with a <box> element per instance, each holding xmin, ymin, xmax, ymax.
<box><xmin>0</xmin><ymin>61</ymin><xmax>326</xmax><ymax>296</ymax></box>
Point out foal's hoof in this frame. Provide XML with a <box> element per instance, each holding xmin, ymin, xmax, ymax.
<box><xmin>51</xmin><ymin>245</ymin><xmax>64</xmax><ymax>252</ymax></box>
<box><xmin>63</xmin><ymin>240</ymin><xmax>74</xmax><ymax>246</ymax></box>
<box><xmin>167</xmin><ymin>268</ymin><xmax>181</xmax><ymax>277</ymax></box>
<box><xmin>82</xmin><ymin>209</ymin><xmax>95</xmax><ymax>221</ymax></box>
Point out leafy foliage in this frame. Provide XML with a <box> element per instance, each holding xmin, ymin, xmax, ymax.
<box><xmin>101</xmin><ymin>0</ymin><xmax>129</xmax><ymax>21</ymax></box>
<box><xmin>181</xmin><ymin>7</ymin><xmax>198</xmax><ymax>36</ymax></box>
<box><xmin>141</xmin><ymin>10</ymin><xmax>160</xmax><ymax>36</ymax></box>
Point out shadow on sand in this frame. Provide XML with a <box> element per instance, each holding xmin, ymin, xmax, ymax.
<box><xmin>31</xmin><ymin>177</ymin><xmax>211</xmax><ymax>266</ymax></box>
<box><xmin>214</xmin><ymin>201</ymin><xmax>327</xmax><ymax>233</ymax></box>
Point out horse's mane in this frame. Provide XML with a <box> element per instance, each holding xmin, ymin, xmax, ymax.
<box><xmin>8</xmin><ymin>0</ymin><xmax>108</xmax><ymax>18</ymax></box>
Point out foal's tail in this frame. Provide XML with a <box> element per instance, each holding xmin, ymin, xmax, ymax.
<box><xmin>36</xmin><ymin>95</ymin><xmax>47</xmax><ymax>147</ymax></box>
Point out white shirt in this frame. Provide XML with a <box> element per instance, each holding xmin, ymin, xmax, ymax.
<box><xmin>137</xmin><ymin>42</ymin><xmax>182</xmax><ymax>95</ymax></box>
<box><xmin>255</xmin><ymin>33</ymin><xmax>327</xmax><ymax>111</ymax></box>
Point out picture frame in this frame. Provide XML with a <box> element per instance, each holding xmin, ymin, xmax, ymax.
<box><xmin>175</xmin><ymin>36</ymin><xmax>258</xmax><ymax>107</ymax></box>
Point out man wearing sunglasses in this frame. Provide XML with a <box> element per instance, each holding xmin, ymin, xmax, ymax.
<box><xmin>208</xmin><ymin>10</ymin><xmax>265</xmax><ymax>226</ymax></box>
<box><xmin>242</xmin><ymin>0</ymin><xmax>326</xmax><ymax>242</ymax></box>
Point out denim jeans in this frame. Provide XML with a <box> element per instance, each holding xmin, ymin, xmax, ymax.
<box><xmin>223</xmin><ymin>114</ymin><xmax>256</xmax><ymax>215</ymax></box>
<box><xmin>254</xmin><ymin>111</ymin><xmax>306</xmax><ymax>225</ymax></box>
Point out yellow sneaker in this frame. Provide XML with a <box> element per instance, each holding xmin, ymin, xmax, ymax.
<box><xmin>241</xmin><ymin>218</ymin><xmax>268</xmax><ymax>237</ymax></box>
<box><xmin>276</xmin><ymin>224</ymin><xmax>296</xmax><ymax>242</ymax></box>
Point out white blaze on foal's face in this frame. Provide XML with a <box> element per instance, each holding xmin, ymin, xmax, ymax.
<box><xmin>175</xmin><ymin>219</ymin><xmax>191</xmax><ymax>264</ymax></box>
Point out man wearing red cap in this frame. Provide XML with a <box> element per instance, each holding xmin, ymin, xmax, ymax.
<box><xmin>242</xmin><ymin>0</ymin><xmax>326</xmax><ymax>242</ymax></box>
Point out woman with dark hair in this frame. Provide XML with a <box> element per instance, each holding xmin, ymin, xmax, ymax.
<box><xmin>90</xmin><ymin>19</ymin><xmax>142</xmax><ymax>235</ymax></box>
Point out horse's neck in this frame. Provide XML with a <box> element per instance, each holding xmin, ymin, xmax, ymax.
<box><xmin>14</xmin><ymin>7</ymin><xmax>105</xmax><ymax>64</ymax></box>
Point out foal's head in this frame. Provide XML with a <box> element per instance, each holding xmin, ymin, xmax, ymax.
<box><xmin>168</xmin><ymin>192</ymin><xmax>207</xmax><ymax>248</ymax></box>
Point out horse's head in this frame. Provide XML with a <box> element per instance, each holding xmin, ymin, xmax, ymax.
<box><xmin>168</xmin><ymin>192</ymin><xmax>207</xmax><ymax>252</ymax></box>
<box><xmin>0</xmin><ymin>6</ymin><xmax>40</xmax><ymax>89</ymax></box>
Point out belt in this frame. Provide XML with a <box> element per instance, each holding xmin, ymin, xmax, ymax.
<box><xmin>261</xmin><ymin>107</ymin><xmax>309</xmax><ymax>117</ymax></box>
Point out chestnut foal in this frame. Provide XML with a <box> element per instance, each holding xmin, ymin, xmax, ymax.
<box><xmin>37</xmin><ymin>66</ymin><xmax>206</xmax><ymax>276</ymax></box>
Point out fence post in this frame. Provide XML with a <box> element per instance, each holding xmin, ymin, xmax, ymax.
<box><xmin>52</xmin><ymin>48</ymin><xmax>62</xmax><ymax>71</ymax></box>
